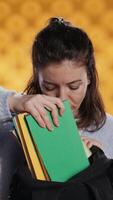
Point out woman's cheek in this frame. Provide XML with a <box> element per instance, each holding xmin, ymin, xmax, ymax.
<box><xmin>74</xmin><ymin>89</ymin><xmax>87</xmax><ymax>108</ymax></box>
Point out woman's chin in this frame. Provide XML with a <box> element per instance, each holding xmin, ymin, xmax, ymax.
<box><xmin>71</xmin><ymin>108</ymin><xmax>78</xmax><ymax>118</ymax></box>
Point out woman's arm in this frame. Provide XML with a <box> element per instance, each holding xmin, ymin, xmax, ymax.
<box><xmin>0</xmin><ymin>87</ymin><xmax>18</xmax><ymax>131</ymax></box>
<box><xmin>0</xmin><ymin>87</ymin><xmax>16</xmax><ymax>122</ymax></box>
<box><xmin>0</xmin><ymin>88</ymin><xmax>64</xmax><ymax>130</ymax></box>
<box><xmin>0</xmin><ymin>87</ymin><xmax>102</xmax><ymax>151</ymax></box>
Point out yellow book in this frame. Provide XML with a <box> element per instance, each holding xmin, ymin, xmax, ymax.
<box><xmin>14</xmin><ymin>114</ymin><xmax>47</xmax><ymax>180</ymax></box>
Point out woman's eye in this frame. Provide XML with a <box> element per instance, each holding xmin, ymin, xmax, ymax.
<box><xmin>69</xmin><ymin>86</ymin><xmax>80</xmax><ymax>90</ymax></box>
<box><xmin>43</xmin><ymin>85</ymin><xmax>56</xmax><ymax>91</ymax></box>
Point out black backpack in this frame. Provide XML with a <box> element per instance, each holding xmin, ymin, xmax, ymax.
<box><xmin>10</xmin><ymin>146</ymin><xmax>113</xmax><ymax>200</ymax></box>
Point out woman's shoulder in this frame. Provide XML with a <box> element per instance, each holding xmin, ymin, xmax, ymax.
<box><xmin>81</xmin><ymin>113</ymin><xmax>113</xmax><ymax>134</ymax></box>
<box><xmin>105</xmin><ymin>113</ymin><xmax>113</xmax><ymax>124</ymax></box>
<box><xmin>101</xmin><ymin>113</ymin><xmax>113</xmax><ymax>132</ymax></box>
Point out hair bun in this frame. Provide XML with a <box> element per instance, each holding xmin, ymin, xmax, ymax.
<box><xmin>48</xmin><ymin>17</ymin><xmax>71</xmax><ymax>27</ymax></box>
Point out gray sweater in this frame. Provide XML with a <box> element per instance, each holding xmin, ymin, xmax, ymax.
<box><xmin>0</xmin><ymin>87</ymin><xmax>16</xmax><ymax>130</ymax></box>
<box><xmin>0</xmin><ymin>87</ymin><xmax>113</xmax><ymax>159</ymax></box>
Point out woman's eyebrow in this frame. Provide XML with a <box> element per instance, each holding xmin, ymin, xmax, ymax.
<box><xmin>67</xmin><ymin>80</ymin><xmax>82</xmax><ymax>85</ymax></box>
<box><xmin>43</xmin><ymin>80</ymin><xmax>82</xmax><ymax>85</ymax></box>
<box><xmin>43</xmin><ymin>80</ymin><xmax>56</xmax><ymax>85</ymax></box>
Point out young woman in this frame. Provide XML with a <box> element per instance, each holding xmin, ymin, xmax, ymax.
<box><xmin>1</xmin><ymin>17</ymin><xmax>112</xmax><ymax>158</ymax></box>
<box><xmin>1</xmin><ymin>17</ymin><xmax>113</xmax><ymax>199</ymax></box>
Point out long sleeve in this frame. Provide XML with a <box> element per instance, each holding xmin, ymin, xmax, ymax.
<box><xmin>0</xmin><ymin>87</ymin><xmax>17</xmax><ymax>131</ymax></box>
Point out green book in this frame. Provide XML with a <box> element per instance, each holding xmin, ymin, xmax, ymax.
<box><xmin>24</xmin><ymin>100</ymin><xmax>90</xmax><ymax>182</ymax></box>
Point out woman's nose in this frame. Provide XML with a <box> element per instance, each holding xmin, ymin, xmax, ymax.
<box><xmin>58</xmin><ymin>89</ymin><xmax>68</xmax><ymax>101</ymax></box>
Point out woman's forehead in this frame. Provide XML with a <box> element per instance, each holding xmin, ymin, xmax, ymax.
<box><xmin>39</xmin><ymin>60</ymin><xmax>88</xmax><ymax>83</ymax></box>
<box><xmin>40</xmin><ymin>60</ymin><xmax>86</xmax><ymax>73</ymax></box>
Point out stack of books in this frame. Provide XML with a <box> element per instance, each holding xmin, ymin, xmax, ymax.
<box><xmin>14</xmin><ymin>100</ymin><xmax>90</xmax><ymax>182</ymax></box>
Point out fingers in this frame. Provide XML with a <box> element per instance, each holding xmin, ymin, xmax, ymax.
<box><xmin>81</xmin><ymin>136</ymin><xmax>103</xmax><ymax>149</ymax></box>
<box><xmin>8</xmin><ymin>93</ymin><xmax>64</xmax><ymax>131</ymax></box>
<box><xmin>34</xmin><ymin>104</ymin><xmax>54</xmax><ymax>131</ymax></box>
<box><xmin>30</xmin><ymin>110</ymin><xmax>46</xmax><ymax>128</ymax></box>
<box><xmin>42</xmin><ymin>101</ymin><xmax>59</xmax><ymax>127</ymax></box>
<box><xmin>23</xmin><ymin>102</ymin><xmax>53</xmax><ymax>131</ymax></box>
<box><xmin>22</xmin><ymin>94</ymin><xmax>64</xmax><ymax>131</ymax></box>
<box><xmin>38</xmin><ymin>95</ymin><xmax>64</xmax><ymax>129</ymax></box>
<box><xmin>43</xmin><ymin>95</ymin><xmax>65</xmax><ymax>116</ymax></box>
<box><xmin>45</xmin><ymin>103</ymin><xmax>59</xmax><ymax>127</ymax></box>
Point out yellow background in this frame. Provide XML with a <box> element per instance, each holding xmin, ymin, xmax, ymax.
<box><xmin>0</xmin><ymin>0</ymin><xmax>113</xmax><ymax>114</ymax></box>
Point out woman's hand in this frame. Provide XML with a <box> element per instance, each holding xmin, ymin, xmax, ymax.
<box><xmin>8</xmin><ymin>94</ymin><xmax>64</xmax><ymax>131</ymax></box>
<box><xmin>81</xmin><ymin>136</ymin><xmax>103</xmax><ymax>150</ymax></box>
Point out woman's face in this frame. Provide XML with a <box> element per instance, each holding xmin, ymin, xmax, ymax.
<box><xmin>39</xmin><ymin>60</ymin><xmax>90</xmax><ymax>116</ymax></box>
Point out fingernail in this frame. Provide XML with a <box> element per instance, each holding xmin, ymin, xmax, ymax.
<box><xmin>55</xmin><ymin>119</ymin><xmax>59</xmax><ymax>127</ymax></box>
<box><xmin>56</xmin><ymin>123</ymin><xmax>59</xmax><ymax>127</ymax></box>
<box><xmin>41</xmin><ymin>123</ymin><xmax>46</xmax><ymax>128</ymax></box>
<box><xmin>60</xmin><ymin>109</ymin><xmax>64</xmax><ymax>116</ymax></box>
<box><xmin>48</xmin><ymin>124</ymin><xmax>53</xmax><ymax>131</ymax></box>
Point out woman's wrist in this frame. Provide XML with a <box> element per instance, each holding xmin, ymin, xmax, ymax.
<box><xmin>8</xmin><ymin>93</ymin><xmax>24</xmax><ymax>114</ymax></box>
<box><xmin>0</xmin><ymin>89</ymin><xmax>16</xmax><ymax>121</ymax></box>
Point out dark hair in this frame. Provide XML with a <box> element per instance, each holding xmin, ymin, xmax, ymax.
<box><xmin>25</xmin><ymin>17</ymin><xmax>106</xmax><ymax>132</ymax></box>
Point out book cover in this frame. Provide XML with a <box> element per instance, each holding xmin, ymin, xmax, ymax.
<box><xmin>14</xmin><ymin>115</ymin><xmax>47</xmax><ymax>180</ymax></box>
<box><xmin>24</xmin><ymin>100</ymin><xmax>90</xmax><ymax>182</ymax></box>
